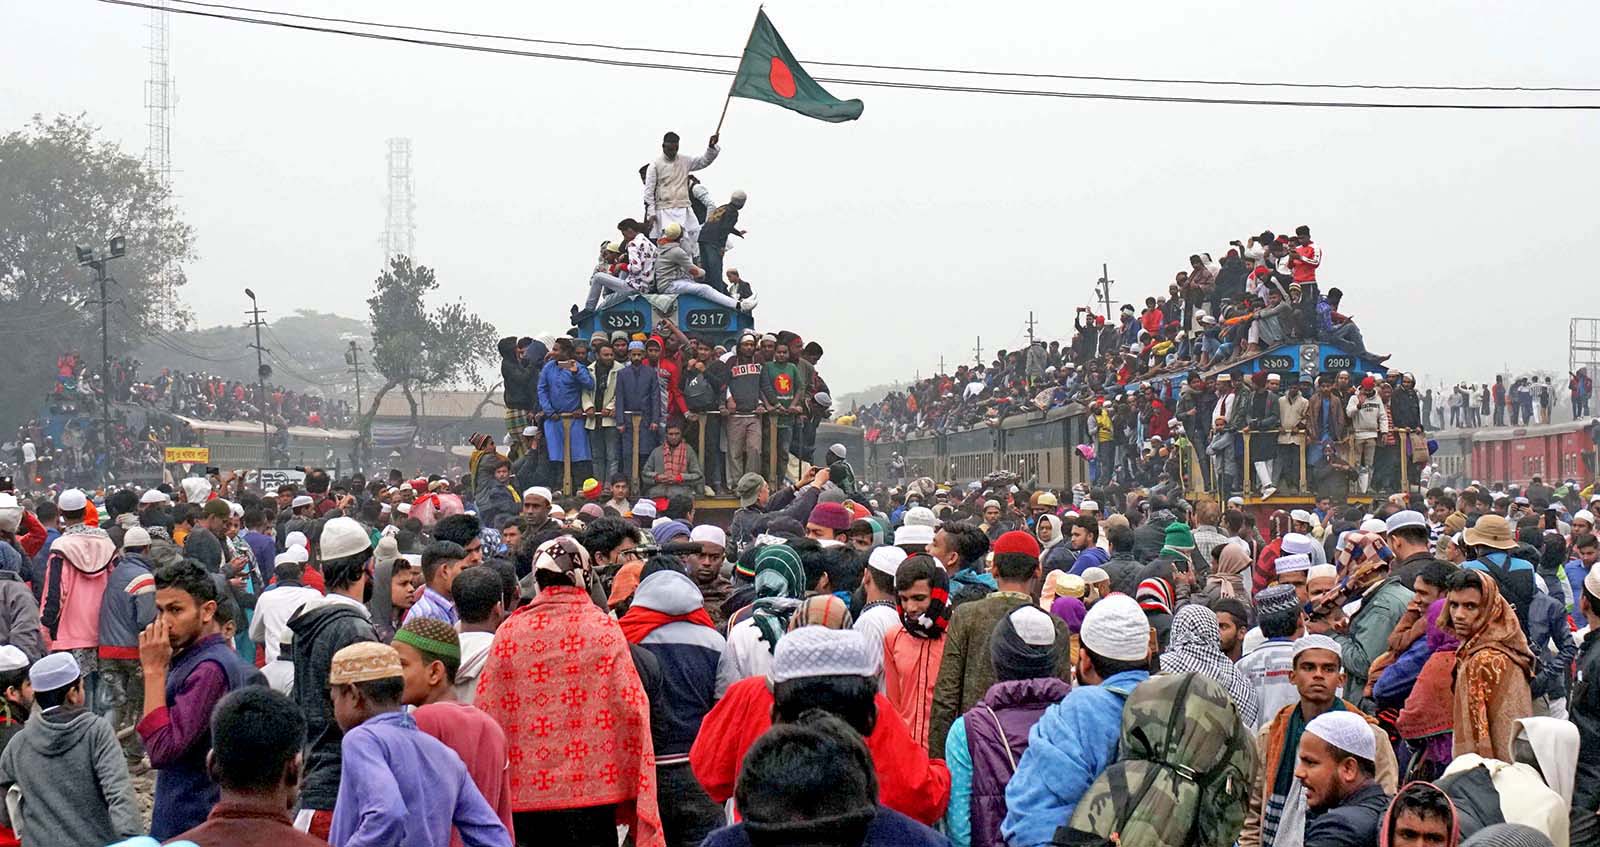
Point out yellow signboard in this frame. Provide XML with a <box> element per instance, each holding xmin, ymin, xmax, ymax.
<box><xmin>163</xmin><ymin>446</ymin><xmax>210</xmax><ymax>464</ymax></box>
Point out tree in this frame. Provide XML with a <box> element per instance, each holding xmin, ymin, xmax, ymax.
<box><xmin>358</xmin><ymin>256</ymin><xmax>497</xmax><ymax>442</ymax></box>
<box><xmin>0</xmin><ymin>114</ymin><xmax>196</xmax><ymax>428</ymax></box>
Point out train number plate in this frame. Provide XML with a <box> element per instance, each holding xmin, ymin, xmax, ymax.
<box><xmin>603</xmin><ymin>311</ymin><xmax>645</xmax><ymax>331</ymax></box>
<box><xmin>685</xmin><ymin>309</ymin><xmax>731</xmax><ymax>329</ymax></box>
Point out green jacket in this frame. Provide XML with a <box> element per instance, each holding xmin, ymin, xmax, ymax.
<box><xmin>1336</xmin><ymin>577</ymin><xmax>1414</xmax><ymax>705</ymax></box>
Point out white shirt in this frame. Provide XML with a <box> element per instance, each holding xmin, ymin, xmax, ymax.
<box><xmin>1235</xmin><ymin>638</ymin><xmax>1300</xmax><ymax>734</ymax></box>
<box><xmin>853</xmin><ymin>603</ymin><xmax>901</xmax><ymax>688</ymax></box>
<box><xmin>454</xmin><ymin>630</ymin><xmax>495</xmax><ymax>704</ymax></box>
<box><xmin>20</xmin><ymin>443</ymin><xmax>34</xmax><ymax>464</ymax></box>
<box><xmin>263</xmin><ymin>658</ymin><xmax>295</xmax><ymax>696</ymax></box>
<box><xmin>248</xmin><ymin>583</ymin><xmax>323</xmax><ymax>663</ymax></box>
<box><xmin>716</xmin><ymin>618</ymin><xmax>774</xmax><ymax>698</ymax></box>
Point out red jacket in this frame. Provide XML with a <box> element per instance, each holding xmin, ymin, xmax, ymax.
<box><xmin>15</xmin><ymin>511</ymin><xmax>46</xmax><ymax>559</ymax></box>
<box><xmin>689</xmin><ymin>675</ymin><xmax>951</xmax><ymax>826</ymax></box>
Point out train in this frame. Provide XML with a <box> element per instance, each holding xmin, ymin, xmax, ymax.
<box><xmin>578</xmin><ymin>292</ymin><xmax>755</xmax><ymax>348</ymax></box>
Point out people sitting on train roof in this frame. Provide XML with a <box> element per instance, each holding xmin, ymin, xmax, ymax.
<box><xmin>572</xmin><ymin>221</ymin><xmax>756</xmax><ymax>326</ymax></box>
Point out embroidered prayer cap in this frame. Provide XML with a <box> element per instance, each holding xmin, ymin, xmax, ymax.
<box><xmin>1304</xmin><ymin>710</ymin><xmax>1376</xmax><ymax>761</ymax></box>
<box><xmin>30</xmin><ymin>652</ymin><xmax>80</xmax><ymax>692</ymax></box>
<box><xmin>328</xmin><ymin>641</ymin><xmax>404</xmax><ymax>685</ymax></box>
<box><xmin>1079</xmin><ymin>594</ymin><xmax>1151</xmax><ymax>662</ymax></box>
<box><xmin>770</xmin><ymin>626</ymin><xmax>878</xmax><ymax>684</ymax></box>
<box><xmin>394</xmin><ymin>616</ymin><xmax>461</xmax><ymax>660</ymax></box>
<box><xmin>1280</xmin><ymin>532</ymin><xmax>1316</xmax><ymax>554</ymax></box>
<box><xmin>1292</xmin><ymin>633</ymin><xmax>1344</xmax><ymax>666</ymax></box>
<box><xmin>1254</xmin><ymin>584</ymin><xmax>1300</xmax><ymax>619</ymax></box>
<box><xmin>1274</xmin><ymin>553</ymin><xmax>1312</xmax><ymax>574</ymax></box>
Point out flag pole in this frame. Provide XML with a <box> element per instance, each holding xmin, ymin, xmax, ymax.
<box><xmin>716</xmin><ymin>6</ymin><xmax>764</xmax><ymax>135</ymax></box>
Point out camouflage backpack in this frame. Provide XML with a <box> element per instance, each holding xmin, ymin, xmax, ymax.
<box><xmin>1058</xmin><ymin>672</ymin><xmax>1260</xmax><ymax>847</ymax></box>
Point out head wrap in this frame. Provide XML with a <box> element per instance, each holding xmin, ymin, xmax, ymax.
<box><xmin>770</xmin><ymin>627</ymin><xmax>878</xmax><ymax>684</ymax></box>
<box><xmin>1136</xmin><ymin>577</ymin><xmax>1174</xmax><ymax>615</ymax></box>
<box><xmin>991</xmin><ymin>605</ymin><xmax>1063</xmax><ymax>682</ymax></box>
<box><xmin>1158</xmin><ymin>605</ymin><xmax>1259</xmax><ymax>726</ymax></box>
<box><xmin>788</xmin><ymin>594</ymin><xmax>854</xmax><ymax>631</ymax></box>
<box><xmin>1209</xmin><ymin>542</ymin><xmax>1252</xmax><ymax>599</ymax></box>
<box><xmin>533</xmin><ymin>535</ymin><xmax>591</xmax><ymax>582</ymax></box>
<box><xmin>751</xmin><ymin>545</ymin><xmax>806</xmax><ymax>653</ymax></box>
<box><xmin>1035</xmin><ymin>514</ymin><xmax>1064</xmax><ymax>551</ymax></box>
<box><xmin>1080</xmin><ymin>594</ymin><xmax>1151</xmax><ymax>662</ymax></box>
<box><xmin>1449</xmin><ymin>569</ymin><xmax>1536</xmax><ymax>676</ymax></box>
<box><xmin>1050</xmin><ymin>596</ymin><xmax>1088</xmax><ymax>634</ymax></box>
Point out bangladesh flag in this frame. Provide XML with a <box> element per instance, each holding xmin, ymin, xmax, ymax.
<box><xmin>728</xmin><ymin>10</ymin><xmax>864</xmax><ymax>123</ymax></box>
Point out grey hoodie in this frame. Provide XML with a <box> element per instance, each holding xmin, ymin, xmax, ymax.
<box><xmin>0</xmin><ymin>706</ymin><xmax>141</xmax><ymax>845</ymax></box>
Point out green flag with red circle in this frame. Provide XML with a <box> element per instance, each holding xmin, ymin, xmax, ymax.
<box><xmin>728</xmin><ymin>10</ymin><xmax>864</xmax><ymax>123</ymax></box>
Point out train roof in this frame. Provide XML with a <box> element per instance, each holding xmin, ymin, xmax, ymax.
<box><xmin>1466</xmin><ymin>418</ymin><xmax>1596</xmax><ymax>443</ymax></box>
<box><xmin>175</xmin><ymin>415</ymin><xmax>359</xmax><ymax>441</ymax></box>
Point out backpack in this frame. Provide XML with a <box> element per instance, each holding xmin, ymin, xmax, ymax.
<box><xmin>683</xmin><ymin>370</ymin><xmax>718</xmax><ymax>413</ymax></box>
<box><xmin>1057</xmin><ymin>672</ymin><xmax>1259</xmax><ymax>847</ymax></box>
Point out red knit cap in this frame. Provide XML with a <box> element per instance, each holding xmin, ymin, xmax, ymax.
<box><xmin>992</xmin><ymin>530</ymin><xmax>1041</xmax><ymax>558</ymax></box>
<box><xmin>807</xmin><ymin>502</ymin><xmax>852</xmax><ymax>531</ymax></box>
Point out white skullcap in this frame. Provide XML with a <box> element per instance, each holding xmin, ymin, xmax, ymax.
<box><xmin>1228</xmin><ymin>496</ymin><xmax>1245</xmax><ymax>506</ymax></box>
<box><xmin>139</xmin><ymin>489</ymin><xmax>169</xmax><ymax>505</ymax></box>
<box><xmin>1304</xmin><ymin>710</ymin><xmax>1377</xmax><ymax>761</ymax></box>
<box><xmin>1586</xmin><ymin>563</ymin><xmax>1600</xmax><ymax>600</ymax></box>
<box><xmin>1292</xmin><ymin>633</ymin><xmax>1343</xmax><ymax>665</ymax></box>
<box><xmin>632</xmin><ymin>499</ymin><xmax>658</xmax><ymax>519</ymax></box>
<box><xmin>58</xmin><ymin>488</ymin><xmax>88</xmax><ymax>512</ymax></box>
<box><xmin>1080</xmin><ymin>500</ymin><xmax>1100</xmax><ymax>511</ymax></box>
<box><xmin>868</xmin><ymin>545</ymin><xmax>908</xmax><ymax>577</ymax></box>
<box><xmin>1290</xmin><ymin>509</ymin><xmax>1314</xmax><ymax>524</ymax></box>
<box><xmin>1008</xmin><ymin>605</ymin><xmax>1058</xmax><ymax>647</ymax></box>
<box><xmin>1359</xmin><ymin>518</ymin><xmax>1387</xmax><ymax>533</ymax></box>
<box><xmin>521</xmin><ymin>425</ymin><xmax>539</xmax><ymax>437</ymax></box>
<box><xmin>690</xmin><ymin>525</ymin><xmax>726</xmax><ymax>548</ymax></box>
<box><xmin>380</xmin><ymin>503</ymin><xmax>391</xmax><ymax>515</ymax></box>
<box><xmin>1274</xmin><ymin>553</ymin><xmax>1312</xmax><ymax>574</ymax></box>
<box><xmin>902</xmin><ymin>506</ymin><xmax>941</xmax><ymax>528</ymax></box>
<box><xmin>770</xmin><ymin>626</ymin><xmax>879</xmax><ymax>684</ymax></box>
<box><xmin>894</xmin><ymin>524</ymin><xmax>935</xmax><ymax>547</ymax></box>
<box><xmin>1385</xmin><ymin>510</ymin><xmax>1428</xmax><ymax>533</ymax></box>
<box><xmin>651</xmin><ymin>516</ymin><xmax>672</xmax><ymax>529</ymax></box>
<box><xmin>1576</xmin><ymin>509</ymin><xmax>1595</xmax><ymax>525</ymax></box>
<box><xmin>396</xmin><ymin>503</ymin><xmax>412</xmax><ymax>515</ymax></box>
<box><xmin>1280</xmin><ymin>533</ymin><xmax>1316</xmax><ymax>555</ymax></box>
<box><xmin>1080</xmin><ymin>566</ymin><xmax>1110</xmax><ymax>585</ymax></box>
<box><xmin>0</xmin><ymin>646</ymin><xmax>26</xmax><ymax>673</ymax></box>
<box><xmin>1308</xmin><ymin>564</ymin><xmax>1338</xmax><ymax>581</ymax></box>
<box><xmin>30</xmin><ymin>652</ymin><xmax>80</xmax><ymax>692</ymax></box>
<box><xmin>523</xmin><ymin>486</ymin><xmax>553</xmax><ymax>503</ymax></box>
<box><xmin>291</xmin><ymin>495</ymin><xmax>314</xmax><ymax>508</ymax></box>
<box><xmin>122</xmin><ymin>527</ymin><xmax>151</xmax><ymax>550</ymax></box>
<box><xmin>285</xmin><ymin>531</ymin><xmax>309</xmax><ymax>551</ymax></box>
<box><xmin>319</xmin><ymin>517</ymin><xmax>372</xmax><ymax>560</ymax></box>
<box><xmin>227</xmin><ymin>501</ymin><xmax>243</xmax><ymax>519</ymax></box>
<box><xmin>275</xmin><ymin>548</ymin><xmax>309</xmax><ymax>566</ymax></box>
<box><xmin>1079</xmin><ymin>594</ymin><xmax>1150</xmax><ymax>662</ymax></box>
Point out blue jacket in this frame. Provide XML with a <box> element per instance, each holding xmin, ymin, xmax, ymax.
<box><xmin>537</xmin><ymin>360</ymin><xmax>594</xmax><ymax>462</ymax></box>
<box><xmin>1372</xmin><ymin>631</ymin><xmax>1431</xmax><ymax>708</ymax></box>
<box><xmin>626</xmin><ymin>571</ymin><xmax>725</xmax><ymax>758</ymax></box>
<box><xmin>1068</xmin><ymin>546</ymin><xmax>1110</xmax><ymax>576</ymax></box>
<box><xmin>1566</xmin><ymin>559</ymin><xmax>1588</xmax><ymax>612</ymax></box>
<box><xmin>1000</xmin><ymin>669</ymin><xmax>1148</xmax><ymax>847</ymax></box>
<box><xmin>703</xmin><ymin>806</ymin><xmax>949</xmax><ymax>847</ymax></box>
<box><xmin>615</xmin><ymin>362</ymin><xmax>662</xmax><ymax>429</ymax></box>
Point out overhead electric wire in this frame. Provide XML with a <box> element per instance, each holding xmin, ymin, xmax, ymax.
<box><xmin>160</xmin><ymin>0</ymin><xmax>1600</xmax><ymax>94</ymax></box>
<box><xmin>96</xmin><ymin>0</ymin><xmax>1600</xmax><ymax>110</ymax></box>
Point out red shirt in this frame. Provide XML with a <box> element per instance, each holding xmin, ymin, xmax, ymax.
<box><xmin>1291</xmin><ymin>242</ymin><xmax>1321</xmax><ymax>283</ymax></box>
<box><xmin>414</xmin><ymin>701</ymin><xmax>514</xmax><ymax>846</ymax></box>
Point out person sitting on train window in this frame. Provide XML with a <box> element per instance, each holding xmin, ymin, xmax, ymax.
<box><xmin>651</xmin><ymin>223</ymin><xmax>755</xmax><ymax>312</ymax></box>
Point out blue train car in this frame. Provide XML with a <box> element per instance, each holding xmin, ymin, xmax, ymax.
<box><xmin>576</xmin><ymin>292</ymin><xmax>754</xmax><ymax>346</ymax></box>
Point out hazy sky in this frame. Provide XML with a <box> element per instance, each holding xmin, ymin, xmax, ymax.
<box><xmin>8</xmin><ymin>0</ymin><xmax>1600</xmax><ymax>396</ymax></box>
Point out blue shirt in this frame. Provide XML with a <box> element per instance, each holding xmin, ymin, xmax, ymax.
<box><xmin>330</xmin><ymin>711</ymin><xmax>510</xmax><ymax>847</ymax></box>
<box><xmin>405</xmin><ymin>586</ymin><xmax>458</xmax><ymax>626</ymax></box>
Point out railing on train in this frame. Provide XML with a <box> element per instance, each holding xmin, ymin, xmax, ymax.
<box><xmin>1177</xmin><ymin>427</ymin><xmax>1431</xmax><ymax>503</ymax></box>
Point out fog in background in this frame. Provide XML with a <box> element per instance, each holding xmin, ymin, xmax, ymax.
<box><xmin>7</xmin><ymin>0</ymin><xmax>1600</xmax><ymax>396</ymax></box>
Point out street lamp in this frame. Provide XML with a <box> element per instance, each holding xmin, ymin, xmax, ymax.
<box><xmin>75</xmin><ymin>237</ymin><xmax>126</xmax><ymax>486</ymax></box>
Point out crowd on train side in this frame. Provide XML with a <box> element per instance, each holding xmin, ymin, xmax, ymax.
<box><xmin>56</xmin><ymin>351</ymin><xmax>353</xmax><ymax>430</ymax></box>
<box><xmin>0</xmin><ymin>450</ymin><xmax>1591</xmax><ymax>847</ymax></box>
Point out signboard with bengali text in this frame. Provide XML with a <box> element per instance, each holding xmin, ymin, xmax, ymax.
<box><xmin>163</xmin><ymin>446</ymin><xmax>210</xmax><ymax>463</ymax></box>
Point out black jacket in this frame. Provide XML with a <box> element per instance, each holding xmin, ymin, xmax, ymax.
<box><xmin>1133</xmin><ymin>515</ymin><xmax>1172</xmax><ymax>564</ymax></box>
<box><xmin>288</xmin><ymin>598</ymin><xmax>378</xmax><ymax>811</ymax></box>
<box><xmin>1572</xmin><ymin>630</ymin><xmax>1600</xmax><ymax>819</ymax></box>
<box><xmin>1303</xmin><ymin>781</ymin><xmax>1390</xmax><ymax>847</ymax></box>
<box><xmin>499</xmin><ymin>336</ymin><xmax>541</xmax><ymax>412</ymax></box>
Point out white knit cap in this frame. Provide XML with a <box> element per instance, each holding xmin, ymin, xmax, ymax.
<box><xmin>58</xmin><ymin>488</ymin><xmax>88</xmax><ymax>512</ymax></box>
<box><xmin>1575</xmin><ymin>509</ymin><xmax>1596</xmax><ymax>525</ymax></box>
<box><xmin>139</xmin><ymin>489</ymin><xmax>169</xmax><ymax>505</ymax></box>
<box><xmin>285</xmin><ymin>531</ymin><xmax>309</xmax><ymax>551</ymax></box>
<box><xmin>320</xmin><ymin>517</ymin><xmax>372</xmax><ymax>561</ymax></box>
<box><xmin>1008</xmin><ymin>605</ymin><xmax>1058</xmax><ymax>647</ymax></box>
<box><xmin>275</xmin><ymin>547</ymin><xmax>309</xmax><ymax>566</ymax></box>
<box><xmin>1586</xmin><ymin>563</ymin><xmax>1600</xmax><ymax>600</ymax></box>
<box><xmin>291</xmin><ymin>495</ymin><xmax>314</xmax><ymax>508</ymax></box>
<box><xmin>1304</xmin><ymin>710</ymin><xmax>1376</xmax><ymax>761</ymax></box>
<box><xmin>690</xmin><ymin>525</ymin><xmax>727</xmax><ymax>549</ymax></box>
<box><xmin>1280</xmin><ymin>533</ymin><xmax>1316</xmax><ymax>555</ymax></box>
<box><xmin>122</xmin><ymin>527</ymin><xmax>151</xmax><ymax>550</ymax></box>
<box><xmin>770</xmin><ymin>626</ymin><xmax>879</xmax><ymax>684</ymax></box>
<box><xmin>29</xmin><ymin>652</ymin><xmax>80</xmax><ymax>692</ymax></box>
<box><xmin>1292</xmin><ymin>633</ymin><xmax>1343</xmax><ymax>665</ymax></box>
<box><xmin>632</xmin><ymin>499</ymin><xmax>658</xmax><ymax>519</ymax></box>
<box><xmin>1079</xmin><ymin>594</ymin><xmax>1151</xmax><ymax>662</ymax></box>
<box><xmin>868</xmin><ymin>546</ymin><xmax>908</xmax><ymax>577</ymax></box>
<box><xmin>1274</xmin><ymin>553</ymin><xmax>1312</xmax><ymax>574</ymax></box>
<box><xmin>1289</xmin><ymin>509</ymin><xmax>1314</xmax><ymax>524</ymax></box>
<box><xmin>0</xmin><ymin>646</ymin><xmax>27</xmax><ymax>673</ymax></box>
<box><xmin>523</xmin><ymin>486</ymin><xmax>553</xmax><ymax>503</ymax></box>
<box><xmin>1080</xmin><ymin>500</ymin><xmax>1100</xmax><ymax>511</ymax></box>
<box><xmin>894</xmin><ymin>524</ymin><xmax>935</xmax><ymax>547</ymax></box>
<box><xmin>1360</xmin><ymin>518</ymin><xmax>1388</xmax><ymax>533</ymax></box>
<box><xmin>902</xmin><ymin>506</ymin><xmax>941</xmax><ymax>528</ymax></box>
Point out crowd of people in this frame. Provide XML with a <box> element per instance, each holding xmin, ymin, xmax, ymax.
<box><xmin>56</xmin><ymin>350</ymin><xmax>354</xmax><ymax>430</ymax></box>
<box><xmin>1447</xmin><ymin>376</ymin><xmax>1572</xmax><ymax>429</ymax></box>
<box><xmin>0</xmin><ymin>437</ymin><xmax>1590</xmax><ymax>847</ymax></box>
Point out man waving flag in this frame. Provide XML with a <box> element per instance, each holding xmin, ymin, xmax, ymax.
<box><xmin>724</xmin><ymin>9</ymin><xmax>865</xmax><ymax>124</ymax></box>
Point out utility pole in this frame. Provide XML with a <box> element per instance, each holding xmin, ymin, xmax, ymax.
<box><xmin>1025</xmin><ymin>311</ymin><xmax>1038</xmax><ymax>347</ymax></box>
<box><xmin>244</xmin><ymin>290</ymin><xmax>271</xmax><ymax>465</ymax></box>
<box><xmin>974</xmin><ymin>336</ymin><xmax>984</xmax><ymax>366</ymax></box>
<box><xmin>75</xmin><ymin>237</ymin><xmax>126</xmax><ymax>486</ymax></box>
<box><xmin>1096</xmin><ymin>263</ymin><xmax>1116</xmax><ymax>320</ymax></box>
<box><xmin>345</xmin><ymin>340</ymin><xmax>366</xmax><ymax>469</ymax></box>
<box><xmin>938</xmin><ymin>355</ymin><xmax>946</xmax><ymax>376</ymax></box>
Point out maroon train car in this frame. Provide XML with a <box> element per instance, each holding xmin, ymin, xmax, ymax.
<box><xmin>1470</xmin><ymin>420</ymin><xmax>1597</xmax><ymax>488</ymax></box>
